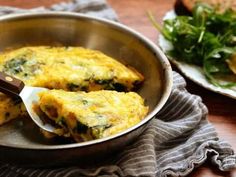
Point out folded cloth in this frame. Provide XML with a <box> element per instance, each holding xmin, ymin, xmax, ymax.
<box><xmin>0</xmin><ymin>0</ymin><xmax>235</xmax><ymax>177</ymax></box>
<box><xmin>0</xmin><ymin>0</ymin><xmax>118</xmax><ymax>20</ymax></box>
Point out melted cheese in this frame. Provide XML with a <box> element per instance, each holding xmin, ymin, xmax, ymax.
<box><xmin>38</xmin><ymin>90</ymin><xmax>148</xmax><ymax>142</ymax></box>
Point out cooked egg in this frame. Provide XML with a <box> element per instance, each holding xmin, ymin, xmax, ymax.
<box><xmin>0</xmin><ymin>46</ymin><xmax>143</xmax><ymax>91</ymax></box>
<box><xmin>0</xmin><ymin>46</ymin><xmax>144</xmax><ymax>127</ymax></box>
<box><xmin>38</xmin><ymin>89</ymin><xmax>148</xmax><ymax>142</ymax></box>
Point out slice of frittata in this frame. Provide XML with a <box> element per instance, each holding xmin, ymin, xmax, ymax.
<box><xmin>38</xmin><ymin>90</ymin><xmax>148</xmax><ymax>142</ymax></box>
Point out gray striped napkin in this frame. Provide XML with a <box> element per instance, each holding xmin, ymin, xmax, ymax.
<box><xmin>0</xmin><ymin>0</ymin><xmax>235</xmax><ymax>177</ymax></box>
<box><xmin>0</xmin><ymin>0</ymin><xmax>117</xmax><ymax>20</ymax></box>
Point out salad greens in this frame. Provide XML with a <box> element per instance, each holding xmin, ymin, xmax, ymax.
<box><xmin>150</xmin><ymin>3</ymin><xmax>236</xmax><ymax>88</ymax></box>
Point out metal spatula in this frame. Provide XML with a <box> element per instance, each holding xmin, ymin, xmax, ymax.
<box><xmin>0</xmin><ymin>71</ymin><xmax>56</xmax><ymax>133</ymax></box>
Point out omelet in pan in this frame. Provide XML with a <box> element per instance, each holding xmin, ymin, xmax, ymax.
<box><xmin>0</xmin><ymin>46</ymin><xmax>144</xmax><ymax>127</ymax></box>
<box><xmin>0</xmin><ymin>46</ymin><xmax>143</xmax><ymax>91</ymax></box>
<box><xmin>38</xmin><ymin>90</ymin><xmax>148</xmax><ymax>142</ymax></box>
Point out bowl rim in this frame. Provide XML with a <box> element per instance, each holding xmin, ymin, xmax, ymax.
<box><xmin>0</xmin><ymin>11</ymin><xmax>173</xmax><ymax>150</ymax></box>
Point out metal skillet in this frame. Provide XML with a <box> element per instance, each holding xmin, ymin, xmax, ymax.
<box><xmin>0</xmin><ymin>12</ymin><xmax>172</xmax><ymax>167</ymax></box>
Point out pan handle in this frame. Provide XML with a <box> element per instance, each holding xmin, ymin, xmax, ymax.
<box><xmin>0</xmin><ymin>71</ymin><xmax>25</xmax><ymax>98</ymax></box>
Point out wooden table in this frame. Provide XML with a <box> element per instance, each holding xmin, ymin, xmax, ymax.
<box><xmin>0</xmin><ymin>0</ymin><xmax>235</xmax><ymax>176</ymax></box>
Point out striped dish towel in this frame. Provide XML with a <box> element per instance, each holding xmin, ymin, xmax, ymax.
<box><xmin>0</xmin><ymin>0</ymin><xmax>235</xmax><ymax>177</ymax></box>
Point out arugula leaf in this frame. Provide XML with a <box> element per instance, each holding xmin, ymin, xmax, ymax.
<box><xmin>150</xmin><ymin>3</ymin><xmax>236</xmax><ymax>88</ymax></box>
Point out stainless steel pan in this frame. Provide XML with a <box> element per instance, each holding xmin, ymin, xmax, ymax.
<box><xmin>0</xmin><ymin>12</ymin><xmax>172</xmax><ymax>166</ymax></box>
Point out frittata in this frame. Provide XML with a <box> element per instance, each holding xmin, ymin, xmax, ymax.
<box><xmin>0</xmin><ymin>93</ymin><xmax>26</xmax><ymax>125</ymax></box>
<box><xmin>0</xmin><ymin>46</ymin><xmax>143</xmax><ymax>91</ymax></box>
<box><xmin>0</xmin><ymin>46</ymin><xmax>144</xmax><ymax>125</ymax></box>
<box><xmin>38</xmin><ymin>90</ymin><xmax>148</xmax><ymax>142</ymax></box>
